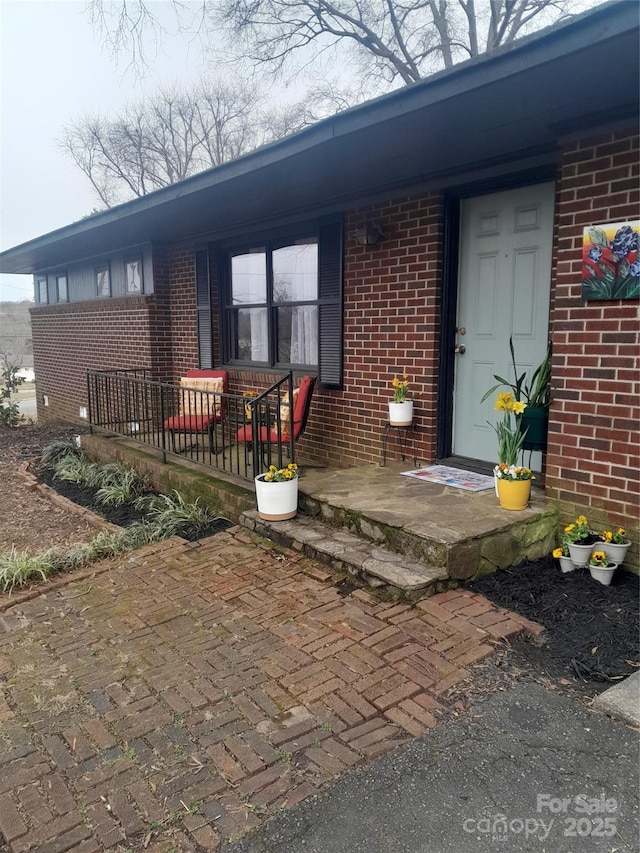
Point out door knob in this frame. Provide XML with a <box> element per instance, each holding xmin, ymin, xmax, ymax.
<box><xmin>454</xmin><ymin>345</ymin><xmax>466</xmax><ymax>355</ymax></box>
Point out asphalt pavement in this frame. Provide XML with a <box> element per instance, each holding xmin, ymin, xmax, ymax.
<box><xmin>222</xmin><ymin>680</ymin><xmax>639</xmax><ymax>853</ymax></box>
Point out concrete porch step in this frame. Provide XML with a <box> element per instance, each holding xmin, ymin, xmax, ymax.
<box><xmin>240</xmin><ymin>510</ymin><xmax>448</xmax><ymax>600</ymax></box>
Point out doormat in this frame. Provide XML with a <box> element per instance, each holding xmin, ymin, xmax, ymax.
<box><xmin>400</xmin><ymin>465</ymin><xmax>495</xmax><ymax>491</ymax></box>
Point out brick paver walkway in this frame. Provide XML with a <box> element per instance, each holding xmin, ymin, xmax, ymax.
<box><xmin>0</xmin><ymin>528</ymin><xmax>541</xmax><ymax>852</ymax></box>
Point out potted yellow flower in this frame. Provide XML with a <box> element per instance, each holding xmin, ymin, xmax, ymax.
<box><xmin>254</xmin><ymin>463</ymin><xmax>299</xmax><ymax>521</ymax></box>
<box><xmin>588</xmin><ymin>550</ymin><xmax>618</xmax><ymax>586</ymax></box>
<box><xmin>389</xmin><ymin>373</ymin><xmax>413</xmax><ymax>425</ymax></box>
<box><xmin>602</xmin><ymin>527</ymin><xmax>631</xmax><ymax>565</ymax></box>
<box><xmin>563</xmin><ymin>515</ymin><xmax>604</xmax><ymax>568</ymax></box>
<box><xmin>552</xmin><ymin>544</ymin><xmax>574</xmax><ymax>574</ymax></box>
<box><xmin>487</xmin><ymin>392</ymin><xmax>533</xmax><ymax>510</ymax></box>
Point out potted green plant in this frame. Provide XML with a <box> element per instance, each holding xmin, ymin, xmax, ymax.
<box><xmin>487</xmin><ymin>392</ymin><xmax>533</xmax><ymax>510</ymax></box>
<box><xmin>563</xmin><ymin>515</ymin><xmax>604</xmax><ymax>567</ymax></box>
<box><xmin>481</xmin><ymin>337</ymin><xmax>551</xmax><ymax>451</ymax></box>
<box><xmin>254</xmin><ymin>463</ymin><xmax>299</xmax><ymax>521</ymax></box>
<box><xmin>588</xmin><ymin>550</ymin><xmax>618</xmax><ymax>586</ymax></box>
<box><xmin>602</xmin><ymin>526</ymin><xmax>631</xmax><ymax>565</ymax></box>
<box><xmin>388</xmin><ymin>373</ymin><xmax>413</xmax><ymax>425</ymax></box>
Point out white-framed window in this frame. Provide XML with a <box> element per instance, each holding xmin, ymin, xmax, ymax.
<box><xmin>96</xmin><ymin>265</ymin><xmax>111</xmax><ymax>298</ymax></box>
<box><xmin>37</xmin><ymin>277</ymin><xmax>48</xmax><ymax>304</ymax></box>
<box><xmin>56</xmin><ymin>274</ymin><xmax>68</xmax><ymax>303</ymax></box>
<box><xmin>125</xmin><ymin>257</ymin><xmax>143</xmax><ymax>294</ymax></box>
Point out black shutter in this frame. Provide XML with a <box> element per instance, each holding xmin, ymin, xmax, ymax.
<box><xmin>318</xmin><ymin>219</ymin><xmax>343</xmax><ymax>389</ymax></box>
<box><xmin>195</xmin><ymin>248</ymin><xmax>212</xmax><ymax>369</ymax></box>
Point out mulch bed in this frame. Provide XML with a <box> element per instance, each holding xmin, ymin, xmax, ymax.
<box><xmin>467</xmin><ymin>558</ymin><xmax>639</xmax><ymax>691</ymax></box>
<box><xmin>37</xmin><ymin>464</ymin><xmax>234</xmax><ymax>542</ymax></box>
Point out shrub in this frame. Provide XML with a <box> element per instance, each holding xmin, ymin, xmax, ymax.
<box><xmin>41</xmin><ymin>440</ymin><xmax>82</xmax><ymax>466</ymax></box>
<box><xmin>136</xmin><ymin>490</ymin><xmax>225</xmax><ymax>539</ymax></box>
<box><xmin>0</xmin><ymin>355</ymin><xmax>25</xmax><ymax>428</ymax></box>
<box><xmin>96</xmin><ymin>467</ymin><xmax>149</xmax><ymax>507</ymax></box>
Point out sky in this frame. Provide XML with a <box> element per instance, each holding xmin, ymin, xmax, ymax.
<box><xmin>0</xmin><ymin>0</ymin><xmax>210</xmax><ymax>301</ymax></box>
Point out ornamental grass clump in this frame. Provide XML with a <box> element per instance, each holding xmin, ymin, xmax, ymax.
<box><xmin>52</xmin><ymin>454</ymin><xmax>101</xmax><ymax>487</ymax></box>
<box><xmin>41</xmin><ymin>440</ymin><xmax>82</xmax><ymax>466</ymax></box>
<box><xmin>96</xmin><ymin>466</ymin><xmax>149</xmax><ymax>507</ymax></box>
<box><xmin>136</xmin><ymin>490</ymin><xmax>226</xmax><ymax>539</ymax></box>
<box><xmin>0</xmin><ymin>523</ymin><xmax>163</xmax><ymax>593</ymax></box>
<box><xmin>263</xmin><ymin>463</ymin><xmax>298</xmax><ymax>482</ymax></box>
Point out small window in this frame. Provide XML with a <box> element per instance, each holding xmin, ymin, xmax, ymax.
<box><xmin>37</xmin><ymin>278</ymin><xmax>48</xmax><ymax>304</ymax></box>
<box><xmin>96</xmin><ymin>265</ymin><xmax>111</xmax><ymax>298</ymax></box>
<box><xmin>125</xmin><ymin>258</ymin><xmax>143</xmax><ymax>294</ymax></box>
<box><xmin>56</xmin><ymin>274</ymin><xmax>68</xmax><ymax>303</ymax></box>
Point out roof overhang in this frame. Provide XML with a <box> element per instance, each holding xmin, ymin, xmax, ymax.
<box><xmin>1</xmin><ymin>0</ymin><xmax>638</xmax><ymax>274</ymax></box>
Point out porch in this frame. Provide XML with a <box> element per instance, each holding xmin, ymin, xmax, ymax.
<box><xmin>80</xmin><ymin>428</ymin><xmax>558</xmax><ymax>599</ymax></box>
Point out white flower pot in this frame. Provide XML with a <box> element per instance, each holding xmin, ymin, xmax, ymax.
<box><xmin>589</xmin><ymin>562</ymin><xmax>618</xmax><ymax>586</ymax></box>
<box><xmin>602</xmin><ymin>541</ymin><xmax>631</xmax><ymax>565</ymax></box>
<box><xmin>254</xmin><ymin>474</ymin><xmax>298</xmax><ymax>521</ymax></box>
<box><xmin>388</xmin><ymin>400</ymin><xmax>413</xmax><ymax>426</ymax></box>
<box><xmin>559</xmin><ymin>556</ymin><xmax>575</xmax><ymax>573</ymax></box>
<box><xmin>568</xmin><ymin>542</ymin><xmax>595</xmax><ymax>568</ymax></box>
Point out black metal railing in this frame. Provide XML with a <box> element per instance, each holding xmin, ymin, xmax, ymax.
<box><xmin>86</xmin><ymin>369</ymin><xmax>296</xmax><ymax>482</ymax></box>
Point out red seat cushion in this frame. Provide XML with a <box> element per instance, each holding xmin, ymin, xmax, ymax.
<box><xmin>164</xmin><ymin>414</ymin><xmax>218</xmax><ymax>432</ymax></box>
<box><xmin>236</xmin><ymin>425</ymin><xmax>272</xmax><ymax>443</ymax></box>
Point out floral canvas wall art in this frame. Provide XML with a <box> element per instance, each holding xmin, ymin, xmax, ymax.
<box><xmin>581</xmin><ymin>220</ymin><xmax>640</xmax><ymax>301</ymax></box>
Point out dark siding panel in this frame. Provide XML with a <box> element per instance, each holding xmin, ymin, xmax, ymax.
<box><xmin>318</xmin><ymin>220</ymin><xmax>343</xmax><ymax>388</ymax></box>
<box><xmin>195</xmin><ymin>248</ymin><xmax>213</xmax><ymax>369</ymax></box>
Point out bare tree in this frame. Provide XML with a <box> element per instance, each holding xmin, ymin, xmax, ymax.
<box><xmin>219</xmin><ymin>0</ymin><xmax>594</xmax><ymax>85</ymax></box>
<box><xmin>85</xmin><ymin>0</ymin><xmax>600</xmax><ymax>89</ymax></box>
<box><xmin>59</xmin><ymin>80</ymin><xmax>266</xmax><ymax>207</ymax></box>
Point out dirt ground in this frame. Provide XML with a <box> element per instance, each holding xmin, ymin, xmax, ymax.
<box><xmin>468</xmin><ymin>560</ymin><xmax>639</xmax><ymax>692</ymax></box>
<box><xmin>0</xmin><ymin>421</ymin><xmax>95</xmax><ymax>554</ymax></box>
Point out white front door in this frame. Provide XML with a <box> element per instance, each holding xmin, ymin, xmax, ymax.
<box><xmin>452</xmin><ymin>183</ymin><xmax>555</xmax><ymax>464</ymax></box>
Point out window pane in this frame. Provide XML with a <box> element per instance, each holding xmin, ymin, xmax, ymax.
<box><xmin>237</xmin><ymin>307</ymin><xmax>268</xmax><ymax>361</ymax></box>
<box><xmin>277</xmin><ymin>305</ymin><xmax>318</xmax><ymax>365</ymax></box>
<box><xmin>272</xmin><ymin>243</ymin><xmax>317</xmax><ymax>303</ymax></box>
<box><xmin>232</xmin><ymin>251</ymin><xmax>266</xmax><ymax>304</ymax></box>
<box><xmin>57</xmin><ymin>276</ymin><xmax>68</xmax><ymax>302</ymax></box>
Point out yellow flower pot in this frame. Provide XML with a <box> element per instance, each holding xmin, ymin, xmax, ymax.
<box><xmin>496</xmin><ymin>478</ymin><xmax>531</xmax><ymax>511</ymax></box>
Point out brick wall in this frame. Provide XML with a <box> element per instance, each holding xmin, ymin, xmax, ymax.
<box><xmin>313</xmin><ymin>194</ymin><xmax>443</xmax><ymax>466</ymax></box>
<box><xmin>548</xmin><ymin>127</ymin><xmax>639</xmax><ymax>568</ymax></box>
<box><xmin>159</xmin><ymin>245</ymin><xmax>221</xmax><ymax>377</ymax></box>
<box><xmin>31</xmin><ymin>297</ymin><xmax>164</xmax><ymax>423</ymax></box>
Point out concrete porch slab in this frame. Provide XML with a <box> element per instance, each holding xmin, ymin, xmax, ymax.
<box><xmin>298</xmin><ymin>462</ymin><xmax>558</xmax><ymax>580</ymax></box>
